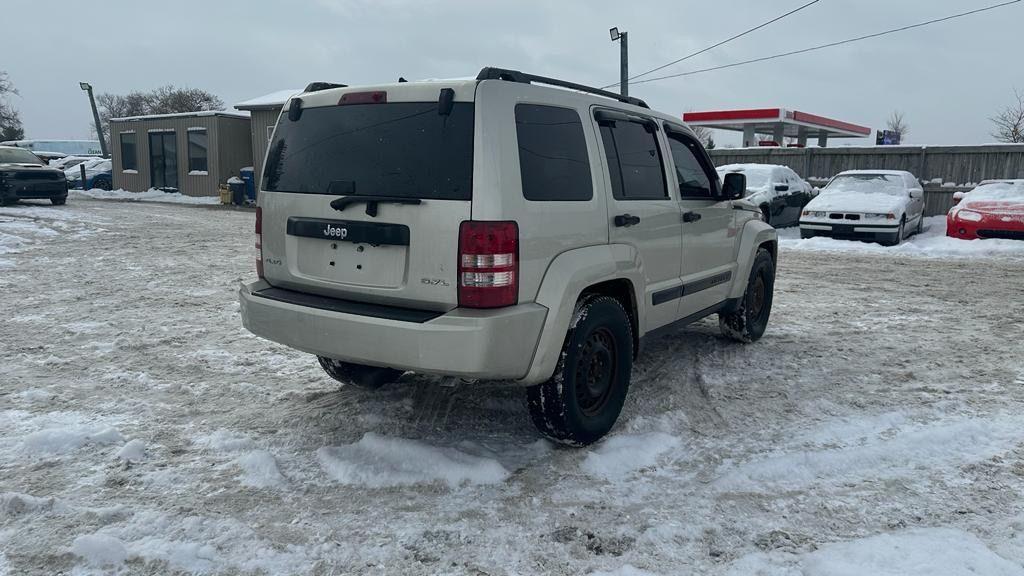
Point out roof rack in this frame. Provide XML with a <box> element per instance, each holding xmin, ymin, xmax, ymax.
<box><xmin>476</xmin><ymin>67</ymin><xmax>649</xmax><ymax>109</ymax></box>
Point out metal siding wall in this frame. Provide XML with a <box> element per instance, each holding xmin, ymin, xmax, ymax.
<box><xmin>249</xmin><ymin>109</ymin><xmax>280</xmax><ymax>184</ymax></box>
<box><xmin>215</xmin><ymin>116</ymin><xmax>253</xmax><ymax>192</ymax></box>
<box><xmin>110</xmin><ymin>116</ymin><xmax>221</xmax><ymax>195</ymax></box>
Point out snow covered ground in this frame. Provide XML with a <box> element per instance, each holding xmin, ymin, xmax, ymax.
<box><xmin>1</xmin><ymin>197</ymin><xmax>1023</xmax><ymax>575</ymax></box>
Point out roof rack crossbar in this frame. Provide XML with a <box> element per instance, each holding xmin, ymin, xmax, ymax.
<box><xmin>476</xmin><ymin>67</ymin><xmax>649</xmax><ymax>109</ymax></box>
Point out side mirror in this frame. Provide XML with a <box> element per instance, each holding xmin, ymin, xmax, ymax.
<box><xmin>909</xmin><ymin>189</ymin><xmax>923</xmax><ymax>199</ymax></box>
<box><xmin>774</xmin><ymin>184</ymin><xmax>789</xmax><ymax>192</ymax></box>
<box><xmin>723</xmin><ymin>173</ymin><xmax>746</xmax><ymax>200</ymax></box>
<box><xmin>952</xmin><ymin>191</ymin><xmax>966</xmax><ymax>202</ymax></box>
<box><xmin>812</xmin><ymin>186</ymin><xmax>821</xmax><ymax>196</ymax></box>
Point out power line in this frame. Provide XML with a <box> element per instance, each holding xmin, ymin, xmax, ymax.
<box><xmin>603</xmin><ymin>0</ymin><xmax>823</xmax><ymax>88</ymax></box>
<box><xmin>631</xmin><ymin>0</ymin><xmax>1021</xmax><ymax>86</ymax></box>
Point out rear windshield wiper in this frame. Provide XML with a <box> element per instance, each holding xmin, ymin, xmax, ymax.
<box><xmin>330</xmin><ymin>195</ymin><xmax>422</xmax><ymax>217</ymax></box>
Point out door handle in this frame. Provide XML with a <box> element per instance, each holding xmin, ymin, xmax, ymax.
<box><xmin>682</xmin><ymin>211</ymin><xmax>702</xmax><ymax>223</ymax></box>
<box><xmin>613</xmin><ymin>214</ymin><xmax>641</xmax><ymax>227</ymax></box>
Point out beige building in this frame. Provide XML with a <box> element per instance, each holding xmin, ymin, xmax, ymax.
<box><xmin>234</xmin><ymin>90</ymin><xmax>298</xmax><ymax>187</ymax></box>
<box><xmin>110</xmin><ymin>111</ymin><xmax>252</xmax><ymax>197</ymax></box>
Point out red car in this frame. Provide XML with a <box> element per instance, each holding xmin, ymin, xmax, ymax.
<box><xmin>947</xmin><ymin>180</ymin><xmax>1024</xmax><ymax>240</ymax></box>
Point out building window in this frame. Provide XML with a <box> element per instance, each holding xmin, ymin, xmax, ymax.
<box><xmin>188</xmin><ymin>129</ymin><xmax>209</xmax><ymax>173</ymax></box>
<box><xmin>514</xmin><ymin>104</ymin><xmax>592</xmax><ymax>201</ymax></box>
<box><xmin>120</xmin><ymin>132</ymin><xmax>137</xmax><ymax>171</ymax></box>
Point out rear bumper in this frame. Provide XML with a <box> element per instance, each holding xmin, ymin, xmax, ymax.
<box><xmin>239</xmin><ymin>281</ymin><xmax>548</xmax><ymax>381</ymax></box>
<box><xmin>800</xmin><ymin>221</ymin><xmax>899</xmax><ymax>242</ymax></box>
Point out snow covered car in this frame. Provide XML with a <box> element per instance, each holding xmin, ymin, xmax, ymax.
<box><xmin>0</xmin><ymin>145</ymin><xmax>68</xmax><ymax>206</ymax></box>
<box><xmin>65</xmin><ymin>158</ymin><xmax>112</xmax><ymax>190</ymax></box>
<box><xmin>716</xmin><ymin>163</ymin><xmax>814</xmax><ymax>227</ymax></box>
<box><xmin>947</xmin><ymin>179</ymin><xmax>1024</xmax><ymax>240</ymax></box>
<box><xmin>799</xmin><ymin>170</ymin><xmax>925</xmax><ymax>245</ymax></box>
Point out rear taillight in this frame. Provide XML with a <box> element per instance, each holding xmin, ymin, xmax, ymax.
<box><xmin>338</xmin><ymin>91</ymin><xmax>387</xmax><ymax>105</ymax></box>
<box><xmin>255</xmin><ymin>207</ymin><xmax>264</xmax><ymax>279</ymax></box>
<box><xmin>458</xmin><ymin>221</ymin><xmax>518</xmax><ymax>309</ymax></box>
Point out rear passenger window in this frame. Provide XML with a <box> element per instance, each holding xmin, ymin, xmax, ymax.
<box><xmin>515</xmin><ymin>104</ymin><xmax>592</xmax><ymax>201</ymax></box>
<box><xmin>599</xmin><ymin>121</ymin><xmax>667</xmax><ymax>200</ymax></box>
<box><xmin>666</xmin><ymin>133</ymin><xmax>712</xmax><ymax>198</ymax></box>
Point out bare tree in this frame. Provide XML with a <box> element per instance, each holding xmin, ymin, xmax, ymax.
<box><xmin>94</xmin><ymin>85</ymin><xmax>225</xmax><ymax>140</ymax></box>
<box><xmin>689</xmin><ymin>124</ymin><xmax>715</xmax><ymax>148</ymax></box>
<box><xmin>0</xmin><ymin>71</ymin><xmax>25</xmax><ymax>141</ymax></box>
<box><xmin>886</xmin><ymin>110</ymin><xmax>909</xmax><ymax>140</ymax></box>
<box><xmin>990</xmin><ymin>88</ymin><xmax>1024</xmax><ymax>143</ymax></box>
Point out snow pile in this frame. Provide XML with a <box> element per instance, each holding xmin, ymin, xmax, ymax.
<box><xmin>780</xmin><ymin>216</ymin><xmax>1024</xmax><ymax>258</ymax></box>
<box><xmin>72</xmin><ymin>534</ymin><xmax>129</xmax><ymax>567</ymax></box>
<box><xmin>716</xmin><ymin>415</ymin><xmax>1024</xmax><ymax>491</ymax></box>
<box><xmin>23</xmin><ymin>427</ymin><xmax>123</xmax><ymax>455</ymax></box>
<box><xmin>198</xmin><ymin>429</ymin><xmax>255</xmax><ymax>452</ymax></box>
<box><xmin>730</xmin><ymin>528</ymin><xmax>1024</xmax><ymax>575</ymax></box>
<box><xmin>235</xmin><ymin>450</ymin><xmax>287</xmax><ymax>488</ymax></box>
<box><xmin>580</xmin><ymin>432</ymin><xmax>679</xmax><ymax>480</ymax></box>
<box><xmin>1</xmin><ymin>492</ymin><xmax>62</xmax><ymax>517</ymax></box>
<box><xmin>316</xmin><ymin>433</ymin><xmax>509</xmax><ymax>487</ymax></box>
<box><xmin>72</xmin><ymin>188</ymin><xmax>221</xmax><ymax>205</ymax></box>
<box><xmin>116</xmin><ymin>439</ymin><xmax>147</xmax><ymax>463</ymax></box>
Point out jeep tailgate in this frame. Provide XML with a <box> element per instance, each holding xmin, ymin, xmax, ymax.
<box><xmin>257</xmin><ymin>92</ymin><xmax>475</xmax><ymax>312</ymax></box>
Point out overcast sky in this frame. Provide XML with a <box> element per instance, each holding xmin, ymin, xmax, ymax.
<box><xmin>5</xmin><ymin>0</ymin><xmax>1022</xmax><ymax>146</ymax></box>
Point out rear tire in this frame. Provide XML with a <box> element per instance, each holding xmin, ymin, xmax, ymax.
<box><xmin>800</xmin><ymin>229</ymin><xmax>815</xmax><ymax>239</ymax></box>
<box><xmin>719</xmin><ymin>248</ymin><xmax>775</xmax><ymax>343</ymax></box>
<box><xmin>317</xmin><ymin>357</ymin><xmax>402</xmax><ymax>390</ymax></box>
<box><xmin>51</xmin><ymin>197</ymin><xmax>67</xmax><ymax>206</ymax></box>
<box><xmin>93</xmin><ymin>177</ymin><xmax>112</xmax><ymax>191</ymax></box>
<box><xmin>526</xmin><ymin>295</ymin><xmax>633</xmax><ymax>446</ymax></box>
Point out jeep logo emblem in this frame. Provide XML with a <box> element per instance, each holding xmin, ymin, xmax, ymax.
<box><xmin>323</xmin><ymin>224</ymin><xmax>348</xmax><ymax>239</ymax></box>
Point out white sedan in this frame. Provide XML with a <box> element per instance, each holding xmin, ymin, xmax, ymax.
<box><xmin>799</xmin><ymin>170</ymin><xmax>925</xmax><ymax>245</ymax></box>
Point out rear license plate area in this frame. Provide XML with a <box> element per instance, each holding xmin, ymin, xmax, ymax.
<box><xmin>287</xmin><ymin>217</ymin><xmax>409</xmax><ymax>288</ymax></box>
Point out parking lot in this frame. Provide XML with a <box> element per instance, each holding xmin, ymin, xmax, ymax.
<box><xmin>2</xmin><ymin>195</ymin><xmax>1024</xmax><ymax>575</ymax></box>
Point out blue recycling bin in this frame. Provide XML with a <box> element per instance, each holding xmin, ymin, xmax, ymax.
<box><xmin>228</xmin><ymin>177</ymin><xmax>246</xmax><ymax>206</ymax></box>
<box><xmin>239</xmin><ymin>167</ymin><xmax>257</xmax><ymax>203</ymax></box>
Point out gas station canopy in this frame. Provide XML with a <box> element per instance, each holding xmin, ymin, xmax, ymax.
<box><xmin>682</xmin><ymin>108</ymin><xmax>871</xmax><ymax>147</ymax></box>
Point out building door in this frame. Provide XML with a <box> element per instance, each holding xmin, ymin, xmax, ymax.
<box><xmin>149</xmin><ymin>131</ymin><xmax>178</xmax><ymax>190</ymax></box>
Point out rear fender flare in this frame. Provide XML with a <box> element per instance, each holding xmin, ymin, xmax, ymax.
<box><xmin>520</xmin><ymin>244</ymin><xmax>644</xmax><ymax>385</ymax></box>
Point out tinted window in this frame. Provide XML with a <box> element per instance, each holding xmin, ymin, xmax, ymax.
<box><xmin>264</xmin><ymin>102</ymin><xmax>474</xmax><ymax>199</ymax></box>
<box><xmin>0</xmin><ymin>147</ymin><xmax>42</xmax><ymax>164</ymax></box>
<box><xmin>600</xmin><ymin>121</ymin><xmax>667</xmax><ymax>200</ymax></box>
<box><xmin>666</xmin><ymin>133</ymin><xmax>712</xmax><ymax>198</ymax></box>
<box><xmin>188</xmin><ymin>130</ymin><xmax>208</xmax><ymax>173</ymax></box>
<box><xmin>515</xmin><ymin>104</ymin><xmax>592</xmax><ymax>201</ymax></box>
<box><xmin>119</xmin><ymin>133</ymin><xmax>137</xmax><ymax>171</ymax></box>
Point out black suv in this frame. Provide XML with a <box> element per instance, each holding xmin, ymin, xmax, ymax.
<box><xmin>0</xmin><ymin>146</ymin><xmax>69</xmax><ymax>206</ymax></box>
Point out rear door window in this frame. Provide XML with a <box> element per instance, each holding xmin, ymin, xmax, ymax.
<box><xmin>515</xmin><ymin>104</ymin><xmax>592</xmax><ymax>201</ymax></box>
<box><xmin>263</xmin><ymin>101</ymin><xmax>474</xmax><ymax>200</ymax></box>
<box><xmin>665</xmin><ymin>132</ymin><xmax>713</xmax><ymax>198</ymax></box>
<box><xmin>599</xmin><ymin>120</ymin><xmax>667</xmax><ymax>200</ymax></box>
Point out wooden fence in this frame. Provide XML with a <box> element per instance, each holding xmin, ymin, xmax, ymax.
<box><xmin>709</xmin><ymin>144</ymin><xmax>1024</xmax><ymax>216</ymax></box>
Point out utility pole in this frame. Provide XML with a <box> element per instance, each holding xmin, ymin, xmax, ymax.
<box><xmin>79</xmin><ymin>82</ymin><xmax>109</xmax><ymax>158</ymax></box>
<box><xmin>609</xmin><ymin>27</ymin><xmax>628</xmax><ymax>97</ymax></box>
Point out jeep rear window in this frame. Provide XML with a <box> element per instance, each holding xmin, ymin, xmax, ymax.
<box><xmin>262</xmin><ymin>102</ymin><xmax>474</xmax><ymax>200</ymax></box>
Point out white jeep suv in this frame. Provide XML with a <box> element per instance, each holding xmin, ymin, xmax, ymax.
<box><xmin>240</xmin><ymin>68</ymin><xmax>778</xmax><ymax>445</ymax></box>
